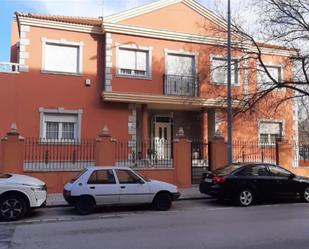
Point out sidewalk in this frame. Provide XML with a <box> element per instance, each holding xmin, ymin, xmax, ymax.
<box><xmin>46</xmin><ymin>185</ymin><xmax>207</xmax><ymax>207</ymax></box>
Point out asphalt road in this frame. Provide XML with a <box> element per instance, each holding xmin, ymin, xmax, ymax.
<box><xmin>1</xmin><ymin>199</ymin><xmax>309</xmax><ymax>249</ymax></box>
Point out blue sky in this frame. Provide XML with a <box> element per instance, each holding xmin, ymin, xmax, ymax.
<box><xmin>0</xmin><ymin>0</ymin><xmax>251</xmax><ymax>62</ymax></box>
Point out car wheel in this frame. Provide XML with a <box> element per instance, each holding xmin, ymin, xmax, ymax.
<box><xmin>301</xmin><ymin>186</ymin><xmax>309</xmax><ymax>203</ymax></box>
<box><xmin>75</xmin><ymin>196</ymin><xmax>95</xmax><ymax>215</ymax></box>
<box><xmin>153</xmin><ymin>192</ymin><xmax>172</xmax><ymax>211</ymax></box>
<box><xmin>0</xmin><ymin>194</ymin><xmax>28</xmax><ymax>221</ymax></box>
<box><xmin>238</xmin><ymin>189</ymin><xmax>254</xmax><ymax>207</ymax></box>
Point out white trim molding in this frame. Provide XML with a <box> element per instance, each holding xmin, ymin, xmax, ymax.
<box><xmin>105</xmin><ymin>32</ymin><xmax>113</xmax><ymax>91</ymax></box>
<box><xmin>103</xmin><ymin>22</ymin><xmax>297</xmax><ymax>57</ymax></box>
<box><xmin>41</xmin><ymin>37</ymin><xmax>84</xmax><ymax>75</ymax></box>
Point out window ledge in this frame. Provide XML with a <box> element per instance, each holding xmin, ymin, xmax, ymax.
<box><xmin>211</xmin><ymin>82</ymin><xmax>240</xmax><ymax>87</ymax></box>
<box><xmin>115</xmin><ymin>73</ymin><xmax>152</xmax><ymax>81</ymax></box>
<box><xmin>258</xmin><ymin>143</ymin><xmax>276</xmax><ymax>148</ymax></box>
<box><xmin>41</xmin><ymin>70</ymin><xmax>83</xmax><ymax>77</ymax></box>
<box><xmin>39</xmin><ymin>139</ymin><xmax>81</xmax><ymax>145</ymax></box>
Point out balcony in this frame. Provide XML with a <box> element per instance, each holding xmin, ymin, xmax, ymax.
<box><xmin>164</xmin><ymin>74</ymin><xmax>198</xmax><ymax>97</ymax></box>
<box><xmin>0</xmin><ymin>62</ymin><xmax>20</xmax><ymax>74</ymax></box>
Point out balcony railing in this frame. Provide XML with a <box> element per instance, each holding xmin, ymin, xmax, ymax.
<box><xmin>164</xmin><ymin>74</ymin><xmax>198</xmax><ymax>97</ymax></box>
<box><xmin>0</xmin><ymin>62</ymin><xmax>20</xmax><ymax>74</ymax></box>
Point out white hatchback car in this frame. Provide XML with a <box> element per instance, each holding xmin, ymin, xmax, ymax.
<box><xmin>0</xmin><ymin>173</ymin><xmax>47</xmax><ymax>221</ymax></box>
<box><xmin>63</xmin><ymin>166</ymin><xmax>180</xmax><ymax>214</ymax></box>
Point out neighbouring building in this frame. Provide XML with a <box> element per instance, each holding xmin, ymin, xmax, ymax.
<box><xmin>0</xmin><ymin>0</ymin><xmax>307</xmax><ymax>193</ymax></box>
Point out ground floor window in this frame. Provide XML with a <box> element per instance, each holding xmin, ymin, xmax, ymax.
<box><xmin>39</xmin><ymin>108</ymin><xmax>82</xmax><ymax>141</ymax></box>
<box><xmin>258</xmin><ymin>121</ymin><xmax>282</xmax><ymax>145</ymax></box>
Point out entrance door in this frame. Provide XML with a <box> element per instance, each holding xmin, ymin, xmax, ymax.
<box><xmin>154</xmin><ymin>122</ymin><xmax>171</xmax><ymax>159</ymax></box>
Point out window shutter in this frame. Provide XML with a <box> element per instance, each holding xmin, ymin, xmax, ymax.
<box><xmin>212</xmin><ymin>58</ymin><xmax>227</xmax><ymax>84</ymax></box>
<box><xmin>119</xmin><ymin>49</ymin><xmax>136</xmax><ymax>70</ymax></box>
<box><xmin>167</xmin><ymin>54</ymin><xmax>195</xmax><ymax>75</ymax></box>
<box><xmin>259</xmin><ymin>122</ymin><xmax>281</xmax><ymax>134</ymax></box>
<box><xmin>136</xmin><ymin>51</ymin><xmax>147</xmax><ymax>71</ymax></box>
<box><xmin>44</xmin><ymin>43</ymin><xmax>79</xmax><ymax>73</ymax></box>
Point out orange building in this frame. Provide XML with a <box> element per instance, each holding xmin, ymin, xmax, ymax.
<box><xmin>0</xmin><ymin>0</ymin><xmax>305</xmax><ymax>192</ymax></box>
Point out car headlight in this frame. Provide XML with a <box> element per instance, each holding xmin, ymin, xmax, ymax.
<box><xmin>30</xmin><ymin>185</ymin><xmax>47</xmax><ymax>191</ymax></box>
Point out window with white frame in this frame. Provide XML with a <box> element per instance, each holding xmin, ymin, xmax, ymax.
<box><xmin>117</xmin><ymin>47</ymin><xmax>150</xmax><ymax>77</ymax></box>
<box><xmin>257</xmin><ymin>65</ymin><xmax>282</xmax><ymax>90</ymax></box>
<box><xmin>259</xmin><ymin>121</ymin><xmax>282</xmax><ymax>145</ymax></box>
<box><xmin>40</xmin><ymin>112</ymin><xmax>81</xmax><ymax>141</ymax></box>
<box><xmin>211</xmin><ymin>57</ymin><xmax>239</xmax><ymax>85</ymax></box>
<box><xmin>42</xmin><ymin>38</ymin><xmax>83</xmax><ymax>74</ymax></box>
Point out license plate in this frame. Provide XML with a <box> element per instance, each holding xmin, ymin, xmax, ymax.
<box><xmin>204</xmin><ymin>178</ymin><xmax>212</xmax><ymax>183</ymax></box>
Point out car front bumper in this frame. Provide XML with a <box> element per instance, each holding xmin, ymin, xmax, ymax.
<box><xmin>171</xmin><ymin>192</ymin><xmax>181</xmax><ymax>201</ymax></box>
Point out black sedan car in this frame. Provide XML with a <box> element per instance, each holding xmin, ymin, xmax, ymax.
<box><xmin>199</xmin><ymin>163</ymin><xmax>309</xmax><ymax>206</ymax></box>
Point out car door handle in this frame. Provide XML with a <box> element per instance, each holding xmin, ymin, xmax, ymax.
<box><xmin>120</xmin><ymin>186</ymin><xmax>126</xmax><ymax>189</ymax></box>
<box><xmin>90</xmin><ymin>186</ymin><xmax>95</xmax><ymax>189</ymax></box>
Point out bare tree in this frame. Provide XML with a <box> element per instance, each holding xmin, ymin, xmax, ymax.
<box><xmin>202</xmin><ymin>0</ymin><xmax>309</xmax><ymax>115</ymax></box>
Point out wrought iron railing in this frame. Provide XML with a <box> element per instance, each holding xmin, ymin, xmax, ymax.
<box><xmin>0</xmin><ymin>62</ymin><xmax>20</xmax><ymax>74</ymax></box>
<box><xmin>232</xmin><ymin>140</ymin><xmax>277</xmax><ymax>164</ymax></box>
<box><xmin>24</xmin><ymin>138</ymin><xmax>96</xmax><ymax>171</ymax></box>
<box><xmin>164</xmin><ymin>74</ymin><xmax>198</xmax><ymax>97</ymax></box>
<box><xmin>299</xmin><ymin>144</ymin><xmax>309</xmax><ymax>161</ymax></box>
<box><xmin>115</xmin><ymin>139</ymin><xmax>173</xmax><ymax>168</ymax></box>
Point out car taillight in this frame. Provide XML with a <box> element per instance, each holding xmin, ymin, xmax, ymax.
<box><xmin>212</xmin><ymin>176</ymin><xmax>225</xmax><ymax>183</ymax></box>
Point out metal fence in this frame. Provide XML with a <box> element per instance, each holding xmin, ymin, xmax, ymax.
<box><xmin>164</xmin><ymin>74</ymin><xmax>198</xmax><ymax>97</ymax></box>
<box><xmin>299</xmin><ymin>144</ymin><xmax>309</xmax><ymax>161</ymax></box>
<box><xmin>115</xmin><ymin>139</ymin><xmax>173</xmax><ymax>168</ymax></box>
<box><xmin>232</xmin><ymin>140</ymin><xmax>277</xmax><ymax>164</ymax></box>
<box><xmin>191</xmin><ymin>140</ymin><xmax>209</xmax><ymax>168</ymax></box>
<box><xmin>24</xmin><ymin>138</ymin><xmax>96</xmax><ymax>171</ymax></box>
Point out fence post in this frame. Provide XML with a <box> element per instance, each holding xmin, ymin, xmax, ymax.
<box><xmin>0</xmin><ymin>123</ymin><xmax>25</xmax><ymax>174</ymax></box>
<box><xmin>277</xmin><ymin>139</ymin><xmax>293</xmax><ymax>170</ymax></box>
<box><xmin>95</xmin><ymin>126</ymin><xmax>116</xmax><ymax>166</ymax></box>
<box><xmin>209</xmin><ymin>135</ymin><xmax>228</xmax><ymax>171</ymax></box>
<box><xmin>173</xmin><ymin>128</ymin><xmax>191</xmax><ymax>188</ymax></box>
<box><xmin>275</xmin><ymin>140</ymin><xmax>280</xmax><ymax>165</ymax></box>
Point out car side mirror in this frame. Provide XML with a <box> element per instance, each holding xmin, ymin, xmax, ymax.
<box><xmin>289</xmin><ymin>173</ymin><xmax>295</xmax><ymax>179</ymax></box>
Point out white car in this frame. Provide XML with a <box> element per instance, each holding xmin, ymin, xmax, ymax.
<box><xmin>63</xmin><ymin>166</ymin><xmax>180</xmax><ymax>214</ymax></box>
<box><xmin>0</xmin><ymin>174</ymin><xmax>47</xmax><ymax>221</ymax></box>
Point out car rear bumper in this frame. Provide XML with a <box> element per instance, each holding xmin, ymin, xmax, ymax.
<box><xmin>199</xmin><ymin>183</ymin><xmax>222</xmax><ymax>197</ymax></box>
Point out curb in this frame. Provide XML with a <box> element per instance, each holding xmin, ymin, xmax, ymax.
<box><xmin>44</xmin><ymin>196</ymin><xmax>210</xmax><ymax>208</ymax></box>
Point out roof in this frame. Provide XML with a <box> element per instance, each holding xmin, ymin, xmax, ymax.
<box><xmin>15</xmin><ymin>12</ymin><xmax>102</xmax><ymax>27</ymax></box>
<box><xmin>85</xmin><ymin>166</ymin><xmax>134</xmax><ymax>170</ymax></box>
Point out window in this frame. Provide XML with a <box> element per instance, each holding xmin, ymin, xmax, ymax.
<box><xmin>257</xmin><ymin>65</ymin><xmax>282</xmax><ymax>90</ymax></box>
<box><xmin>211</xmin><ymin>57</ymin><xmax>239</xmax><ymax>85</ymax></box>
<box><xmin>259</xmin><ymin>121</ymin><xmax>282</xmax><ymax>145</ymax></box>
<box><xmin>88</xmin><ymin>170</ymin><xmax>116</xmax><ymax>184</ymax></box>
<box><xmin>236</xmin><ymin>165</ymin><xmax>269</xmax><ymax>177</ymax></box>
<box><xmin>166</xmin><ymin>54</ymin><xmax>195</xmax><ymax>76</ymax></box>
<box><xmin>268</xmin><ymin>165</ymin><xmax>292</xmax><ymax>177</ymax></box>
<box><xmin>117</xmin><ymin>47</ymin><xmax>150</xmax><ymax>78</ymax></box>
<box><xmin>116</xmin><ymin>170</ymin><xmax>141</xmax><ymax>184</ymax></box>
<box><xmin>39</xmin><ymin>108</ymin><xmax>82</xmax><ymax>141</ymax></box>
<box><xmin>42</xmin><ymin>38</ymin><xmax>83</xmax><ymax>74</ymax></box>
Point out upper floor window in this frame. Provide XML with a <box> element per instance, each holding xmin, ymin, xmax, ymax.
<box><xmin>41</xmin><ymin>38</ymin><xmax>83</xmax><ymax>75</ymax></box>
<box><xmin>257</xmin><ymin>65</ymin><xmax>282</xmax><ymax>90</ymax></box>
<box><xmin>211</xmin><ymin>57</ymin><xmax>239</xmax><ymax>85</ymax></box>
<box><xmin>259</xmin><ymin>121</ymin><xmax>282</xmax><ymax>145</ymax></box>
<box><xmin>39</xmin><ymin>108</ymin><xmax>82</xmax><ymax>142</ymax></box>
<box><xmin>117</xmin><ymin>46</ymin><xmax>152</xmax><ymax>79</ymax></box>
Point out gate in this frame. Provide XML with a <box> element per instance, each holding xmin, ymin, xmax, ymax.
<box><xmin>191</xmin><ymin>141</ymin><xmax>210</xmax><ymax>184</ymax></box>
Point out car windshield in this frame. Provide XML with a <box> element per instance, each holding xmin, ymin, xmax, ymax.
<box><xmin>214</xmin><ymin>165</ymin><xmax>242</xmax><ymax>175</ymax></box>
<box><xmin>70</xmin><ymin>169</ymin><xmax>87</xmax><ymax>183</ymax></box>
<box><xmin>0</xmin><ymin>174</ymin><xmax>12</xmax><ymax>179</ymax></box>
